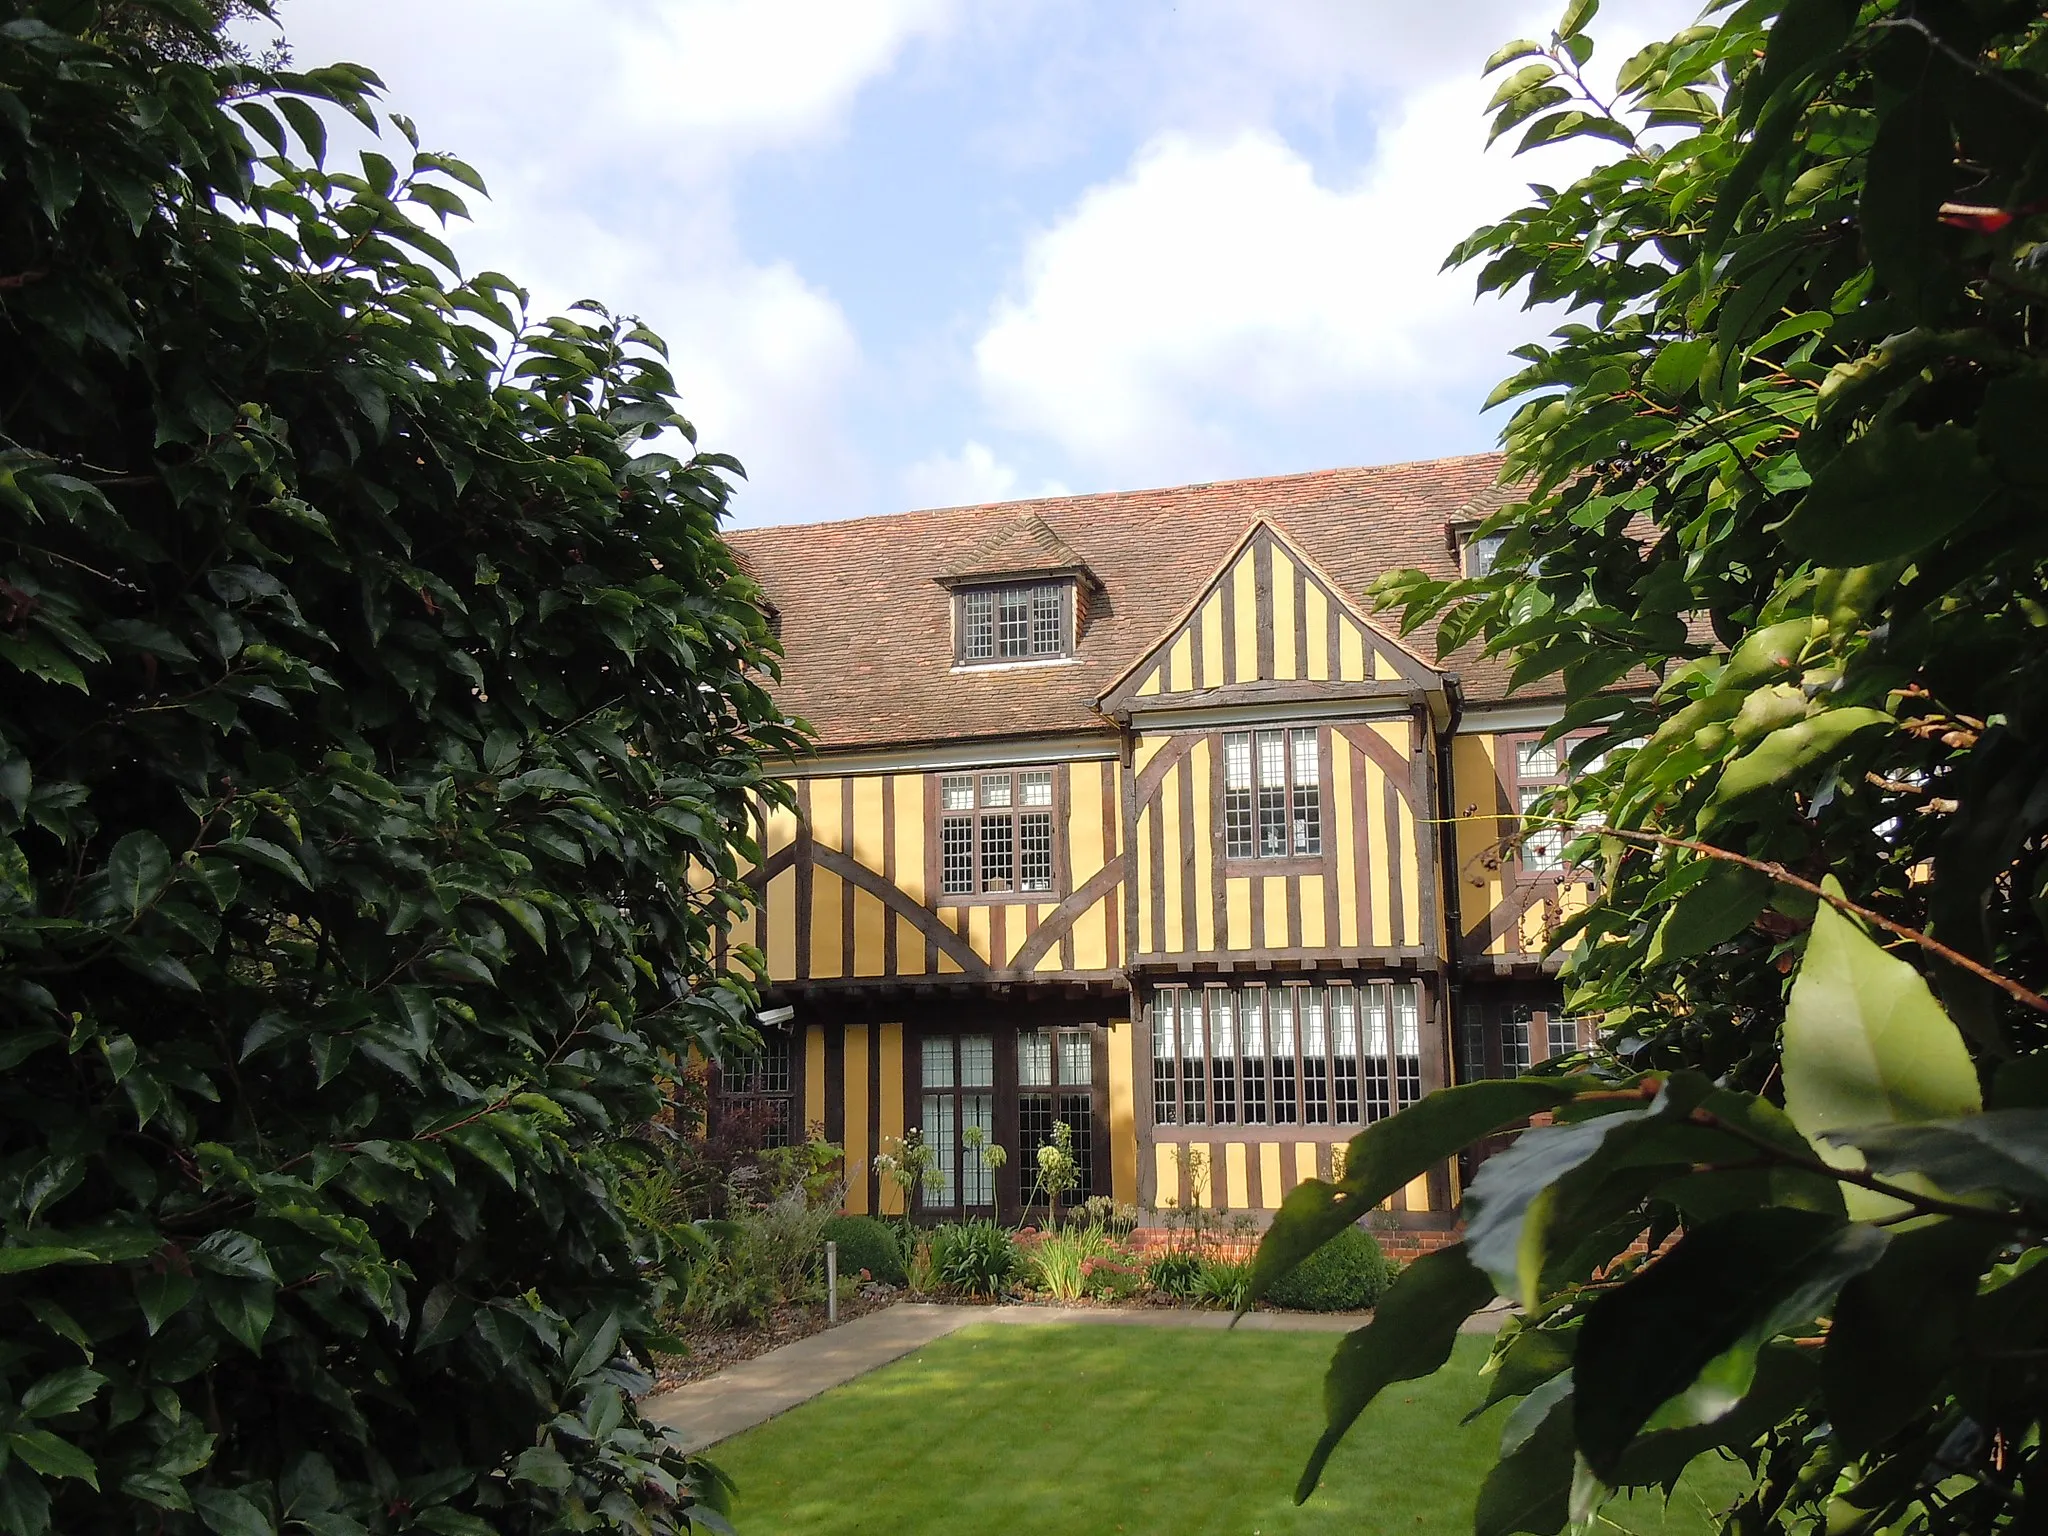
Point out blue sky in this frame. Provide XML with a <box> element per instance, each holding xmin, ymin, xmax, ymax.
<box><xmin>264</xmin><ymin>1</ymin><xmax>1696</xmax><ymax>527</ymax></box>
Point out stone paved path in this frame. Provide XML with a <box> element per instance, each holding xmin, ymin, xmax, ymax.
<box><xmin>642</xmin><ymin>1300</ymin><xmax>1514</xmax><ymax>1453</ymax></box>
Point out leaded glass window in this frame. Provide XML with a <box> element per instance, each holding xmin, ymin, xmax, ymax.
<box><xmin>1224</xmin><ymin>727</ymin><xmax>1322</xmax><ymax>860</ymax></box>
<box><xmin>957</xmin><ymin>582</ymin><xmax>1070</xmax><ymax>664</ymax></box>
<box><xmin>935</xmin><ymin>767</ymin><xmax>1061</xmax><ymax>898</ymax></box>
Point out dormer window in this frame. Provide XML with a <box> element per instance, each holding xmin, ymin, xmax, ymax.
<box><xmin>1462</xmin><ymin>530</ymin><xmax>1506</xmax><ymax>578</ymax></box>
<box><xmin>958</xmin><ymin>581</ymin><xmax>1070</xmax><ymax>664</ymax></box>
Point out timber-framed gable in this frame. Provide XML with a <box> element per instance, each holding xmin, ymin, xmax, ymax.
<box><xmin>721</xmin><ymin>455</ymin><xmax>1588</xmax><ymax>1236</ymax></box>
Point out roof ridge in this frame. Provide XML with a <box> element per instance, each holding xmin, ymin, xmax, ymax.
<box><xmin>724</xmin><ymin>450</ymin><xmax>1507</xmax><ymax>540</ymax></box>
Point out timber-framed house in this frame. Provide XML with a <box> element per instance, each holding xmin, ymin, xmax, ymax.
<box><xmin>716</xmin><ymin>454</ymin><xmax>1596</xmax><ymax>1242</ymax></box>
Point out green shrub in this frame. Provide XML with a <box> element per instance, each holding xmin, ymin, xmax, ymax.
<box><xmin>0</xmin><ymin>9</ymin><xmax>798</xmax><ymax>1533</ymax></box>
<box><xmin>1266</xmin><ymin>1227</ymin><xmax>1389</xmax><ymax>1312</ymax></box>
<box><xmin>683</xmin><ymin>1190</ymin><xmax>836</xmax><ymax>1327</ymax></box>
<box><xmin>1145</xmin><ymin>1249</ymin><xmax>1204</xmax><ymax>1299</ymax></box>
<box><xmin>928</xmin><ymin>1220</ymin><xmax>1019</xmax><ymax>1298</ymax></box>
<box><xmin>1194</xmin><ymin>1256</ymin><xmax>1253</xmax><ymax>1310</ymax></box>
<box><xmin>822</xmin><ymin>1215</ymin><xmax>907</xmax><ymax>1285</ymax></box>
<box><xmin>1024</xmin><ymin>1227</ymin><xmax>1116</xmax><ymax>1300</ymax></box>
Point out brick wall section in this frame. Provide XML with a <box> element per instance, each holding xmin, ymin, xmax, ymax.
<box><xmin>1125</xmin><ymin>1225</ymin><xmax>1461</xmax><ymax>1262</ymax></box>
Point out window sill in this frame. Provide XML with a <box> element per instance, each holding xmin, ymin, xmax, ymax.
<box><xmin>932</xmin><ymin>890</ymin><xmax>1071</xmax><ymax>907</ymax></box>
<box><xmin>1222</xmin><ymin>854</ymin><xmax>1331</xmax><ymax>876</ymax></box>
<box><xmin>949</xmin><ymin>655</ymin><xmax>1079</xmax><ymax>674</ymax></box>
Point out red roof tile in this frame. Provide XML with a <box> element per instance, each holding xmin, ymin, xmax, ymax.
<box><xmin>729</xmin><ymin>454</ymin><xmax>1524</xmax><ymax>751</ymax></box>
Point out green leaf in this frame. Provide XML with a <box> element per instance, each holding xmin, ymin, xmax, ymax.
<box><xmin>1829</xmin><ymin>1109</ymin><xmax>2048</xmax><ymax>1201</ymax></box>
<box><xmin>107</xmin><ymin>831</ymin><xmax>173</xmax><ymax>916</ymax></box>
<box><xmin>206</xmin><ymin>1279</ymin><xmax>276</xmax><ymax>1353</ymax></box>
<box><xmin>1556</xmin><ymin>0</ymin><xmax>1597</xmax><ymax>42</ymax></box>
<box><xmin>1646</xmin><ymin>863</ymin><xmax>1772</xmax><ymax>966</ymax></box>
<box><xmin>1484</xmin><ymin>39</ymin><xmax>1547</xmax><ymax>73</ymax></box>
<box><xmin>1783</xmin><ymin>423</ymin><xmax>1999</xmax><ymax>564</ymax></box>
<box><xmin>1573</xmin><ymin>1209</ymin><xmax>1887</xmax><ymax>1480</ymax></box>
<box><xmin>1296</xmin><ymin>1244</ymin><xmax>1496</xmax><ymax>1501</ymax></box>
<box><xmin>0</xmin><ymin>1245</ymin><xmax>95</xmax><ymax>1274</ymax></box>
<box><xmin>194</xmin><ymin>1486</ymin><xmax>277</xmax><ymax>1536</ymax></box>
<box><xmin>1476</xmin><ymin>1374</ymin><xmax>1575</xmax><ymax>1536</ymax></box>
<box><xmin>1242</xmin><ymin>1080</ymin><xmax>1576</xmax><ymax>1311</ymax></box>
<box><xmin>1783</xmin><ymin>881</ymin><xmax>1982</xmax><ymax>1144</ymax></box>
<box><xmin>1861</xmin><ymin>86</ymin><xmax>1954</xmax><ymax>321</ymax></box>
<box><xmin>1487</xmin><ymin>62</ymin><xmax>1557</xmax><ymax>113</ymax></box>
<box><xmin>21</xmin><ymin>1366</ymin><xmax>106</xmax><ymax>1419</ymax></box>
<box><xmin>510</xmin><ymin>1445</ymin><xmax>572</xmax><ymax>1490</ymax></box>
<box><xmin>275</xmin><ymin>95</ymin><xmax>326</xmax><ymax>166</ymax></box>
<box><xmin>1703</xmin><ymin>708</ymin><xmax>1892</xmax><ymax>823</ymax></box>
<box><xmin>0</xmin><ymin>1467</ymin><xmax>51</xmax><ymax>1536</ymax></box>
<box><xmin>137</xmin><ymin>1267</ymin><xmax>199</xmax><ymax>1334</ymax></box>
<box><xmin>5</xmin><ymin>1429</ymin><xmax>99</xmax><ymax>1488</ymax></box>
<box><xmin>1824</xmin><ymin>1219</ymin><xmax>2002</xmax><ymax>1453</ymax></box>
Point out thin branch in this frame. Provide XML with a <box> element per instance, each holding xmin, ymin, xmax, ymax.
<box><xmin>1451</xmin><ymin>810</ymin><xmax>2048</xmax><ymax>1017</ymax></box>
<box><xmin>1689</xmin><ymin>1108</ymin><xmax>2032</xmax><ymax>1230</ymax></box>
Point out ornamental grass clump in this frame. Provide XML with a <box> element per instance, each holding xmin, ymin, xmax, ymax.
<box><xmin>1194</xmin><ymin>1256</ymin><xmax>1254</xmax><ymax>1311</ymax></box>
<box><xmin>927</xmin><ymin>1220</ymin><xmax>1019</xmax><ymax>1299</ymax></box>
<box><xmin>1023</xmin><ymin>1225</ymin><xmax>1117</xmax><ymax>1301</ymax></box>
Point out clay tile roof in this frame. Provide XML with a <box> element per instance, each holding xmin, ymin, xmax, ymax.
<box><xmin>940</xmin><ymin>510</ymin><xmax>1097</xmax><ymax>587</ymax></box>
<box><xmin>727</xmin><ymin>452</ymin><xmax>1536</xmax><ymax>753</ymax></box>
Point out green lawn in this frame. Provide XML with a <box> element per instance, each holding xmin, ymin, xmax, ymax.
<box><xmin>709</xmin><ymin>1325</ymin><xmax>1747</xmax><ymax>1536</ymax></box>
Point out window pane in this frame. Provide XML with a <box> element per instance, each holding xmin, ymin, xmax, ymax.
<box><xmin>1019</xmin><ymin>1030</ymin><xmax>1052</xmax><ymax>1088</ymax></box>
<box><xmin>1058</xmin><ymin>1031</ymin><xmax>1092</xmax><ymax>1087</ymax></box>
<box><xmin>1300</xmin><ymin>988</ymin><xmax>1329</xmax><ymax>1125</ymax></box>
<box><xmin>922</xmin><ymin>1036</ymin><xmax>955</xmax><ymax>1088</ymax></box>
<box><xmin>1059</xmin><ymin>1092</ymin><xmax>1095</xmax><ymax>1198</ymax></box>
<box><xmin>1331</xmin><ymin>988</ymin><xmax>1360</xmax><ymax>1125</ymax></box>
<box><xmin>1270</xmin><ymin>989</ymin><xmax>1297</xmax><ymax>1125</ymax></box>
<box><xmin>1018</xmin><ymin>1090</ymin><xmax>1054</xmax><ymax>1200</ymax></box>
<box><xmin>1394</xmin><ymin>985</ymin><xmax>1421</xmax><ymax>1108</ymax></box>
<box><xmin>1520</xmin><ymin>786</ymin><xmax>1564</xmax><ymax>872</ymax></box>
<box><xmin>1178</xmin><ymin>989</ymin><xmax>1207</xmax><ymax>1125</ymax></box>
<box><xmin>1151</xmin><ymin>996</ymin><xmax>1177</xmax><ymax>1126</ymax></box>
<box><xmin>959</xmin><ymin>1034</ymin><xmax>995</xmax><ymax>1088</ymax></box>
<box><xmin>980</xmin><ymin>773</ymin><xmax>1012</xmax><ymax>809</ymax></box>
<box><xmin>962</xmin><ymin>590</ymin><xmax>994</xmax><ymax>661</ymax></box>
<box><xmin>1292</xmin><ymin>728</ymin><xmax>1321</xmax><ymax>856</ymax></box>
<box><xmin>1209</xmin><ymin>991</ymin><xmax>1236</xmax><ymax>1125</ymax></box>
<box><xmin>1019</xmin><ymin>770</ymin><xmax>1053</xmax><ymax>807</ymax></box>
<box><xmin>1241</xmin><ymin>990</ymin><xmax>1267</xmax><ymax>1125</ymax></box>
<box><xmin>1363</xmin><ymin>986</ymin><xmax>1391</xmax><ymax>1123</ymax></box>
<box><xmin>941</xmin><ymin>815</ymin><xmax>974</xmax><ymax>895</ymax></box>
<box><xmin>1461</xmin><ymin>1004</ymin><xmax>1487</xmax><ymax>1083</ymax></box>
<box><xmin>998</xmin><ymin>587</ymin><xmax>1031</xmax><ymax>658</ymax></box>
<box><xmin>941</xmin><ymin>774</ymin><xmax>975</xmax><ymax>811</ymax></box>
<box><xmin>1548</xmin><ymin>1016</ymin><xmax>1579</xmax><ymax>1060</ymax></box>
<box><xmin>1502</xmin><ymin>1005</ymin><xmax>1532</xmax><ymax>1075</ymax></box>
<box><xmin>963</xmin><ymin>1093</ymin><xmax>995</xmax><ymax>1206</ymax></box>
<box><xmin>1257</xmin><ymin>730</ymin><xmax>1287</xmax><ymax>856</ymax></box>
<box><xmin>1517</xmin><ymin>740</ymin><xmax>1559</xmax><ymax>779</ymax></box>
<box><xmin>922</xmin><ymin>1093</ymin><xmax>956</xmax><ymax>1206</ymax></box>
<box><xmin>1020</xmin><ymin>810</ymin><xmax>1054</xmax><ymax>892</ymax></box>
<box><xmin>1466</xmin><ymin>531</ymin><xmax>1504</xmax><ymax>577</ymax></box>
<box><xmin>1030</xmin><ymin>585</ymin><xmax>1064</xmax><ymax>655</ymax></box>
<box><xmin>1224</xmin><ymin>732</ymin><xmax>1255</xmax><ymax>859</ymax></box>
<box><xmin>981</xmin><ymin>815</ymin><xmax>1013</xmax><ymax>891</ymax></box>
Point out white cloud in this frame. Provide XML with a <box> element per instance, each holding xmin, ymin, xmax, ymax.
<box><xmin>617</xmin><ymin>0</ymin><xmax>956</xmax><ymax>161</ymax></box>
<box><xmin>971</xmin><ymin>71</ymin><xmax>1592</xmax><ymax>479</ymax></box>
<box><xmin>255</xmin><ymin>0</ymin><xmax>957</xmax><ymax>522</ymax></box>
<box><xmin>902</xmin><ymin>441</ymin><xmax>1020</xmax><ymax>507</ymax></box>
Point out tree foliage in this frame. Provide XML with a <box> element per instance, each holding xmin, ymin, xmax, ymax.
<box><xmin>1252</xmin><ymin>2</ymin><xmax>2048</xmax><ymax>1532</ymax></box>
<box><xmin>0</xmin><ymin>4</ymin><xmax>798</xmax><ymax>1532</ymax></box>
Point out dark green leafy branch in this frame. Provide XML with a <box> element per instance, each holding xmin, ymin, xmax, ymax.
<box><xmin>1249</xmin><ymin>1</ymin><xmax>2048</xmax><ymax>1531</ymax></box>
<box><xmin>0</xmin><ymin>4</ymin><xmax>801</xmax><ymax>1533</ymax></box>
